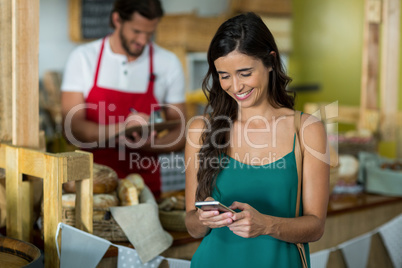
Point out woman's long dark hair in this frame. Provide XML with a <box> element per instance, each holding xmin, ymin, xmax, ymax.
<box><xmin>196</xmin><ymin>12</ymin><xmax>295</xmax><ymax>201</ymax></box>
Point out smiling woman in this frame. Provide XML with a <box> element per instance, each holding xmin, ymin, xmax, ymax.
<box><xmin>185</xmin><ymin>12</ymin><xmax>330</xmax><ymax>268</ymax></box>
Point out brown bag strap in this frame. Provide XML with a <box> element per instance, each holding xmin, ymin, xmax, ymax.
<box><xmin>297</xmin><ymin>243</ymin><xmax>308</xmax><ymax>268</ymax></box>
<box><xmin>294</xmin><ymin>111</ymin><xmax>308</xmax><ymax>268</ymax></box>
<box><xmin>294</xmin><ymin>110</ymin><xmax>303</xmax><ymax>218</ymax></box>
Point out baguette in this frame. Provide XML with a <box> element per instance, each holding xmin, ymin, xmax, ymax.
<box><xmin>117</xmin><ymin>179</ymin><xmax>139</xmax><ymax>206</ymax></box>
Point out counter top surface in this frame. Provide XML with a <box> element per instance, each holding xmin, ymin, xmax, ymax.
<box><xmin>327</xmin><ymin>192</ymin><xmax>402</xmax><ymax>215</ymax></box>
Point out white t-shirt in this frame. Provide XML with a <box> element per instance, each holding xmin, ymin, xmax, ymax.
<box><xmin>61</xmin><ymin>37</ymin><xmax>185</xmax><ymax>104</ymax></box>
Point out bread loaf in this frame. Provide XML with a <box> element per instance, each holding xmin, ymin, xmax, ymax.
<box><xmin>62</xmin><ymin>193</ymin><xmax>119</xmax><ymax>209</ymax></box>
<box><xmin>125</xmin><ymin>173</ymin><xmax>145</xmax><ymax>194</ymax></box>
<box><xmin>338</xmin><ymin>155</ymin><xmax>359</xmax><ymax>183</ymax></box>
<box><xmin>63</xmin><ymin>163</ymin><xmax>118</xmax><ymax>194</ymax></box>
<box><xmin>117</xmin><ymin>179</ymin><xmax>139</xmax><ymax>206</ymax></box>
<box><xmin>158</xmin><ymin>195</ymin><xmax>185</xmax><ymax>211</ymax></box>
<box><xmin>62</xmin><ymin>194</ymin><xmax>76</xmax><ymax>208</ymax></box>
<box><xmin>94</xmin><ymin>193</ymin><xmax>119</xmax><ymax>208</ymax></box>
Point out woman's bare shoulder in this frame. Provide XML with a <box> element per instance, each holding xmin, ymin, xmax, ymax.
<box><xmin>187</xmin><ymin>114</ymin><xmax>211</xmax><ymax>130</ymax></box>
<box><xmin>186</xmin><ymin>114</ymin><xmax>212</xmax><ymax>147</ymax></box>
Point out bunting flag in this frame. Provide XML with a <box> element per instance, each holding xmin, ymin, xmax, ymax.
<box><xmin>56</xmin><ymin>223</ymin><xmax>190</xmax><ymax>268</ymax></box>
<box><xmin>310</xmin><ymin>249</ymin><xmax>330</xmax><ymax>268</ymax></box>
<box><xmin>339</xmin><ymin>232</ymin><xmax>372</xmax><ymax>268</ymax></box>
<box><xmin>165</xmin><ymin>257</ymin><xmax>192</xmax><ymax>268</ymax></box>
<box><xmin>57</xmin><ymin>223</ymin><xmax>111</xmax><ymax>268</ymax></box>
<box><xmin>116</xmin><ymin>245</ymin><xmax>165</xmax><ymax>268</ymax></box>
<box><xmin>378</xmin><ymin>214</ymin><xmax>402</xmax><ymax>268</ymax></box>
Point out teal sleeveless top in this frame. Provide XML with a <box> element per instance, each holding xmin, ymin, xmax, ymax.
<box><xmin>191</xmin><ymin>134</ymin><xmax>310</xmax><ymax>268</ymax></box>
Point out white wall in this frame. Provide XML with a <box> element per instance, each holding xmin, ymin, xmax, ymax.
<box><xmin>38</xmin><ymin>0</ymin><xmax>229</xmax><ymax>78</ymax></box>
<box><xmin>39</xmin><ymin>0</ymin><xmax>77</xmax><ymax>78</ymax></box>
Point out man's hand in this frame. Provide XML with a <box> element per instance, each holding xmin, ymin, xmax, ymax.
<box><xmin>118</xmin><ymin>112</ymin><xmax>156</xmax><ymax>148</ymax></box>
<box><xmin>125</xmin><ymin>112</ymin><xmax>149</xmax><ymax>128</ymax></box>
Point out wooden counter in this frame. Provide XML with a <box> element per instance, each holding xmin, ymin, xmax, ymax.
<box><xmin>98</xmin><ymin>193</ymin><xmax>402</xmax><ymax>267</ymax></box>
<box><xmin>311</xmin><ymin>193</ymin><xmax>402</xmax><ymax>267</ymax></box>
<box><xmin>318</xmin><ymin>192</ymin><xmax>402</xmax><ymax>252</ymax></box>
<box><xmin>327</xmin><ymin>193</ymin><xmax>402</xmax><ymax>216</ymax></box>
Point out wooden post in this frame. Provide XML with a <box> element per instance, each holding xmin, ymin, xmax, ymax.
<box><xmin>10</xmin><ymin>0</ymin><xmax>40</xmax><ymax>147</ymax></box>
<box><xmin>13</xmin><ymin>1</ymin><xmax>41</xmax><ymax>240</ymax></box>
<box><xmin>74</xmin><ymin>152</ymin><xmax>94</xmax><ymax>233</ymax></box>
<box><xmin>0</xmin><ymin>0</ymin><xmax>13</xmax><ymax>143</ymax></box>
<box><xmin>360</xmin><ymin>0</ymin><xmax>400</xmax><ymax>140</ymax></box>
<box><xmin>359</xmin><ymin>0</ymin><xmax>382</xmax><ymax>123</ymax></box>
<box><xmin>1</xmin><ymin>0</ymin><xmax>40</xmax><ymax>242</ymax></box>
<box><xmin>5</xmin><ymin>146</ymin><xmax>23</xmax><ymax>238</ymax></box>
<box><xmin>379</xmin><ymin>0</ymin><xmax>400</xmax><ymax>141</ymax></box>
<box><xmin>43</xmin><ymin>155</ymin><xmax>62</xmax><ymax>268</ymax></box>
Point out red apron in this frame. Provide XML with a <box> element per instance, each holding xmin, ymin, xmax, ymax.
<box><xmin>85</xmin><ymin>37</ymin><xmax>161</xmax><ymax>197</ymax></box>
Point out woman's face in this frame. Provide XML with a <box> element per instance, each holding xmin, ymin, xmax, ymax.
<box><xmin>214</xmin><ymin>50</ymin><xmax>271</xmax><ymax>109</ymax></box>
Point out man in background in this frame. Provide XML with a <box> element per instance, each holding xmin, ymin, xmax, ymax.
<box><xmin>61</xmin><ymin>0</ymin><xmax>186</xmax><ymax>197</ymax></box>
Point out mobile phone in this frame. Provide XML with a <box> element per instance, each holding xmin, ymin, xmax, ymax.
<box><xmin>195</xmin><ymin>201</ymin><xmax>235</xmax><ymax>213</ymax></box>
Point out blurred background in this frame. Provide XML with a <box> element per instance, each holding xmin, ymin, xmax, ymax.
<box><xmin>1</xmin><ymin>1</ymin><xmax>402</xmax><ymax>267</ymax></box>
<box><xmin>38</xmin><ymin>0</ymin><xmax>402</xmax><ymax>156</ymax></box>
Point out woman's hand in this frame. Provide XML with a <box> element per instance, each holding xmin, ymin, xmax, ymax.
<box><xmin>197</xmin><ymin>197</ymin><xmax>234</xmax><ymax>229</ymax></box>
<box><xmin>228</xmin><ymin>201</ymin><xmax>270</xmax><ymax>238</ymax></box>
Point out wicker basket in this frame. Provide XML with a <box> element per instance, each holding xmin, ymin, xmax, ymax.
<box><xmin>159</xmin><ymin>210</ymin><xmax>187</xmax><ymax>232</ymax></box>
<box><xmin>40</xmin><ymin>206</ymin><xmax>129</xmax><ymax>242</ymax></box>
<box><xmin>62</xmin><ymin>207</ymin><xmax>128</xmax><ymax>242</ymax></box>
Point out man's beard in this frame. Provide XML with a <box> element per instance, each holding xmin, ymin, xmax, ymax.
<box><xmin>119</xmin><ymin>28</ymin><xmax>144</xmax><ymax>57</ymax></box>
